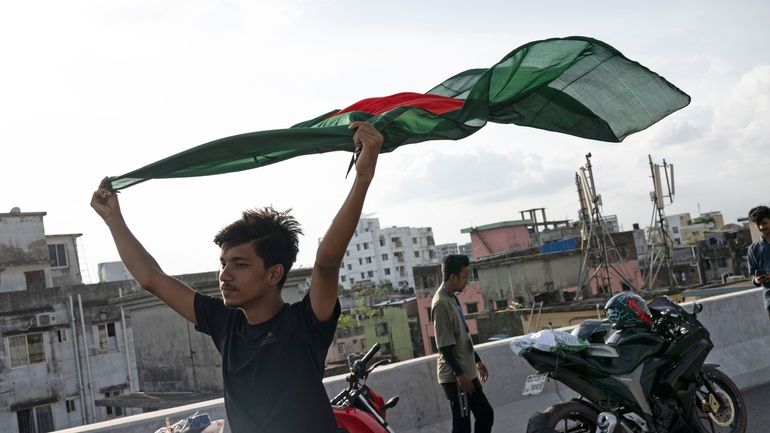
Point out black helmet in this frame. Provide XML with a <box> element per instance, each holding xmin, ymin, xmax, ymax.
<box><xmin>604</xmin><ymin>291</ymin><xmax>653</xmax><ymax>329</ymax></box>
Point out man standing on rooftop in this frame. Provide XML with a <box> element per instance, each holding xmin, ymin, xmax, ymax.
<box><xmin>431</xmin><ymin>254</ymin><xmax>494</xmax><ymax>433</ymax></box>
<box><xmin>747</xmin><ymin>205</ymin><xmax>770</xmax><ymax>317</ymax></box>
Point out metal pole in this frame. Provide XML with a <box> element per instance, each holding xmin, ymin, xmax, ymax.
<box><xmin>68</xmin><ymin>295</ymin><xmax>88</xmax><ymax>423</ymax></box>
<box><xmin>78</xmin><ymin>294</ymin><xmax>98</xmax><ymax>422</ymax></box>
<box><xmin>118</xmin><ymin>288</ymin><xmax>136</xmax><ymax>394</ymax></box>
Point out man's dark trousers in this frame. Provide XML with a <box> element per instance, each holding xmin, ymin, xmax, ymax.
<box><xmin>441</xmin><ymin>378</ymin><xmax>494</xmax><ymax>433</ymax></box>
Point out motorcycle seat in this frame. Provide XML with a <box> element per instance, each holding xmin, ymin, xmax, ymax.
<box><xmin>584</xmin><ymin>344</ymin><xmax>620</xmax><ymax>358</ymax></box>
<box><xmin>571</xmin><ymin>319</ymin><xmax>611</xmax><ymax>343</ymax></box>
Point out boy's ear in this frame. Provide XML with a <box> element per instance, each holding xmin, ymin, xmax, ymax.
<box><xmin>267</xmin><ymin>264</ymin><xmax>285</xmax><ymax>286</ymax></box>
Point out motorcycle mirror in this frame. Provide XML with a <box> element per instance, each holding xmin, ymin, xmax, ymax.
<box><xmin>382</xmin><ymin>396</ymin><xmax>400</xmax><ymax>410</ymax></box>
<box><xmin>694</xmin><ymin>302</ymin><xmax>703</xmax><ymax>314</ymax></box>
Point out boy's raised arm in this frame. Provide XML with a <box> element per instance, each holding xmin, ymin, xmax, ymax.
<box><xmin>309</xmin><ymin>122</ymin><xmax>383</xmax><ymax>322</ymax></box>
<box><xmin>91</xmin><ymin>177</ymin><xmax>198</xmax><ymax>324</ymax></box>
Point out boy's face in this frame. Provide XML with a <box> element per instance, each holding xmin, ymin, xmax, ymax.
<box><xmin>758</xmin><ymin>217</ymin><xmax>770</xmax><ymax>240</ymax></box>
<box><xmin>218</xmin><ymin>242</ymin><xmax>278</xmax><ymax>309</ymax></box>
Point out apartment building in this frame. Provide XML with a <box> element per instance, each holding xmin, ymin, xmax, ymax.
<box><xmin>339</xmin><ymin>217</ymin><xmax>438</xmax><ymax>291</ymax></box>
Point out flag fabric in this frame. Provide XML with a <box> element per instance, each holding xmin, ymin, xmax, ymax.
<box><xmin>109</xmin><ymin>36</ymin><xmax>690</xmax><ymax>190</ymax></box>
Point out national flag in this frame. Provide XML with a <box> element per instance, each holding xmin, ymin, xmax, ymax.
<box><xmin>110</xmin><ymin>36</ymin><xmax>690</xmax><ymax>190</ymax></box>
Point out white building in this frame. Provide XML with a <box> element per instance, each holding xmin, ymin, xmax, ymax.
<box><xmin>0</xmin><ymin>208</ymin><xmax>82</xmax><ymax>293</ymax></box>
<box><xmin>0</xmin><ymin>209</ymin><xmax>140</xmax><ymax>433</ymax></box>
<box><xmin>666</xmin><ymin>213</ymin><xmax>691</xmax><ymax>246</ymax></box>
<box><xmin>434</xmin><ymin>243</ymin><xmax>459</xmax><ymax>263</ymax></box>
<box><xmin>98</xmin><ymin>261</ymin><xmax>133</xmax><ymax>283</ymax></box>
<box><xmin>458</xmin><ymin>242</ymin><xmax>473</xmax><ymax>258</ymax></box>
<box><xmin>339</xmin><ymin>218</ymin><xmax>438</xmax><ymax>291</ymax></box>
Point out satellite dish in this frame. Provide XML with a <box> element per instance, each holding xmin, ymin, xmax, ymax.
<box><xmin>10</xmin><ymin>207</ymin><xmax>21</xmax><ymax>214</ymax></box>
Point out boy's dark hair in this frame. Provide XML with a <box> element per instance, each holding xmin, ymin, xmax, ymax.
<box><xmin>442</xmin><ymin>254</ymin><xmax>470</xmax><ymax>281</ymax></box>
<box><xmin>213</xmin><ymin>207</ymin><xmax>302</xmax><ymax>288</ymax></box>
<box><xmin>749</xmin><ymin>206</ymin><xmax>770</xmax><ymax>225</ymax></box>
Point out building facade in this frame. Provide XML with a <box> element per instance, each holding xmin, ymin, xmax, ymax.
<box><xmin>339</xmin><ymin>217</ymin><xmax>438</xmax><ymax>291</ymax></box>
<box><xmin>0</xmin><ymin>209</ymin><xmax>141</xmax><ymax>433</ymax></box>
<box><xmin>0</xmin><ymin>209</ymin><xmax>82</xmax><ymax>293</ymax></box>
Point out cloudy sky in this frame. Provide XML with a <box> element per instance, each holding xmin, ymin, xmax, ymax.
<box><xmin>2</xmin><ymin>0</ymin><xmax>768</xmax><ymax>281</ymax></box>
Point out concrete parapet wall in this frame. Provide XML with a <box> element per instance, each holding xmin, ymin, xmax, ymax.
<box><xmin>55</xmin><ymin>288</ymin><xmax>770</xmax><ymax>433</ymax></box>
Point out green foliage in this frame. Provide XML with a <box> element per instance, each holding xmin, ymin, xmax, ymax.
<box><xmin>338</xmin><ymin>314</ymin><xmax>356</xmax><ymax>329</ymax></box>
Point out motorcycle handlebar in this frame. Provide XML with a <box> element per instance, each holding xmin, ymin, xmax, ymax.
<box><xmin>359</xmin><ymin>343</ymin><xmax>381</xmax><ymax>366</ymax></box>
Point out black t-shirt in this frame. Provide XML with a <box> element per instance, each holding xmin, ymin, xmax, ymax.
<box><xmin>194</xmin><ymin>292</ymin><xmax>340</xmax><ymax>433</ymax></box>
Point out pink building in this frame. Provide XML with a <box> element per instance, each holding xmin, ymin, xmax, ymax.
<box><xmin>585</xmin><ymin>259</ymin><xmax>644</xmax><ymax>296</ymax></box>
<box><xmin>461</xmin><ymin>220</ymin><xmax>532</xmax><ymax>259</ymax></box>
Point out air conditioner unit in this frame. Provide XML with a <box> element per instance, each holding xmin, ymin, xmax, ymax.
<box><xmin>35</xmin><ymin>313</ymin><xmax>60</xmax><ymax>327</ymax></box>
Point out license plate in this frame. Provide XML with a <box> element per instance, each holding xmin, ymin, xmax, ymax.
<box><xmin>522</xmin><ymin>373</ymin><xmax>548</xmax><ymax>396</ymax></box>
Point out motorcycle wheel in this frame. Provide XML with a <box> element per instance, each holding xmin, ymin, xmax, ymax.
<box><xmin>690</xmin><ymin>368</ymin><xmax>746</xmax><ymax>433</ymax></box>
<box><xmin>526</xmin><ymin>401</ymin><xmax>598</xmax><ymax>433</ymax></box>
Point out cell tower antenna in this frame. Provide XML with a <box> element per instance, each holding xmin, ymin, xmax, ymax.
<box><xmin>644</xmin><ymin>155</ymin><xmax>677</xmax><ymax>290</ymax></box>
<box><xmin>575</xmin><ymin>153</ymin><xmax>637</xmax><ymax>300</ymax></box>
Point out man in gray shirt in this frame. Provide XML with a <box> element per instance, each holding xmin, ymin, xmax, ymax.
<box><xmin>431</xmin><ymin>254</ymin><xmax>493</xmax><ymax>433</ymax></box>
<box><xmin>747</xmin><ymin>205</ymin><xmax>770</xmax><ymax>315</ymax></box>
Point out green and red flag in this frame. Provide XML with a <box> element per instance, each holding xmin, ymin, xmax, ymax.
<box><xmin>109</xmin><ymin>36</ymin><xmax>690</xmax><ymax>190</ymax></box>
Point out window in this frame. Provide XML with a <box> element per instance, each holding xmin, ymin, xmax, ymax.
<box><xmin>356</xmin><ymin>244</ymin><xmax>361</xmax><ymax>251</ymax></box>
<box><xmin>367</xmin><ymin>271</ymin><xmax>374</xmax><ymax>278</ymax></box>
<box><xmin>350</xmin><ymin>277</ymin><xmax>355</xmax><ymax>284</ymax></box>
<box><xmin>48</xmin><ymin>244</ymin><xmax>68</xmax><ymax>267</ymax></box>
<box><xmin>347</xmin><ymin>264</ymin><xmax>352</xmax><ymax>270</ymax></box>
<box><xmin>384</xmin><ymin>268</ymin><xmax>391</xmax><ymax>275</ymax></box>
<box><xmin>25</xmin><ymin>270</ymin><xmax>45</xmax><ymax>290</ymax></box>
<box><xmin>340</xmin><ymin>276</ymin><xmax>346</xmax><ymax>282</ymax></box>
<box><xmin>495</xmin><ymin>300</ymin><xmax>508</xmax><ymax>310</ymax></box>
<box><xmin>17</xmin><ymin>405</ymin><xmax>54</xmax><ymax>433</ymax></box>
<box><xmin>466</xmin><ymin>302</ymin><xmax>479</xmax><ymax>314</ymax></box>
<box><xmin>365</xmin><ymin>257</ymin><xmax>372</xmax><ymax>264</ymax></box>
<box><xmin>375</xmin><ymin>322</ymin><xmax>389</xmax><ymax>337</ymax></box>
<box><xmin>57</xmin><ymin>329</ymin><xmax>68</xmax><ymax>343</ymax></box>
<box><xmin>9</xmin><ymin>333</ymin><xmax>46</xmax><ymax>367</ymax></box>
<box><xmin>97</xmin><ymin>323</ymin><xmax>117</xmax><ymax>351</ymax></box>
<box><xmin>379</xmin><ymin>237</ymin><xmax>385</xmax><ymax>246</ymax></box>
<box><xmin>364</xmin><ymin>243</ymin><xmax>369</xmax><ymax>250</ymax></box>
<box><xmin>412</xmin><ymin>237</ymin><xmax>418</xmax><ymax>244</ymax></box>
<box><xmin>414</xmin><ymin>251</ymin><xmax>420</xmax><ymax>258</ymax></box>
<box><xmin>337</xmin><ymin>342</ymin><xmax>345</xmax><ymax>355</ymax></box>
<box><xmin>672</xmin><ymin>227</ymin><xmax>679</xmax><ymax>234</ymax></box>
<box><xmin>66</xmin><ymin>399</ymin><xmax>76</xmax><ymax>413</ymax></box>
<box><xmin>360</xmin><ymin>273</ymin><xmax>365</xmax><ymax>279</ymax></box>
<box><xmin>358</xmin><ymin>258</ymin><xmax>363</xmax><ymax>265</ymax></box>
<box><xmin>382</xmin><ymin>253</ymin><xmax>388</xmax><ymax>261</ymax></box>
<box><xmin>346</xmin><ymin>250</ymin><xmax>350</xmax><ymax>256</ymax></box>
<box><xmin>429</xmin><ymin>250</ymin><xmax>436</xmax><ymax>259</ymax></box>
<box><xmin>104</xmin><ymin>390</ymin><xmax>124</xmax><ymax>417</ymax></box>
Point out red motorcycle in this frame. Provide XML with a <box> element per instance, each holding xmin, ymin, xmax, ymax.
<box><xmin>331</xmin><ymin>343</ymin><xmax>400</xmax><ymax>433</ymax></box>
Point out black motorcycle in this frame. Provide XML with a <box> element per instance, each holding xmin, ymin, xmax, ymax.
<box><xmin>521</xmin><ymin>296</ymin><xmax>746</xmax><ymax>433</ymax></box>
